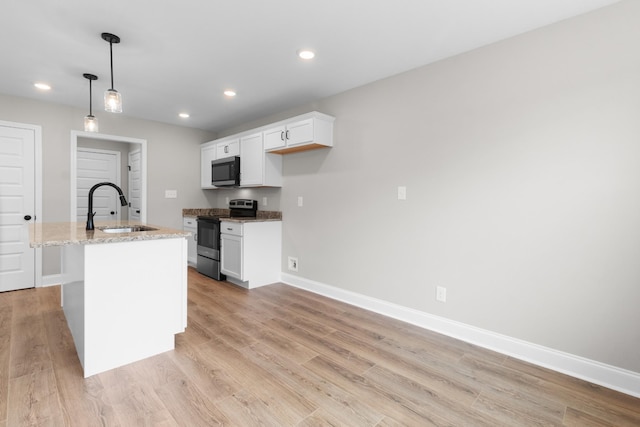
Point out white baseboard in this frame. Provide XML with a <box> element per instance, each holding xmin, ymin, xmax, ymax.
<box><xmin>280</xmin><ymin>272</ymin><xmax>640</xmax><ymax>398</ymax></box>
<box><xmin>41</xmin><ymin>274</ymin><xmax>63</xmax><ymax>287</ymax></box>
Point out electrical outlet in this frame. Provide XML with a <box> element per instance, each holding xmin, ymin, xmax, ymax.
<box><xmin>262</xmin><ymin>197</ymin><xmax>268</xmax><ymax>207</ymax></box>
<box><xmin>297</xmin><ymin>196</ymin><xmax>304</xmax><ymax>207</ymax></box>
<box><xmin>165</xmin><ymin>190</ymin><xmax>177</xmax><ymax>199</ymax></box>
<box><xmin>225</xmin><ymin>197</ymin><xmax>230</xmax><ymax>205</ymax></box>
<box><xmin>436</xmin><ymin>286</ymin><xmax>447</xmax><ymax>303</ymax></box>
<box><xmin>288</xmin><ymin>256</ymin><xmax>298</xmax><ymax>272</ymax></box>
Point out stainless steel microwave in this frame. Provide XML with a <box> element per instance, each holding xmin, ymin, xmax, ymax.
<box><xmin>211</xmin><ymin>156</ymin><xmax>240</xmax><ymax>187</ymax></box>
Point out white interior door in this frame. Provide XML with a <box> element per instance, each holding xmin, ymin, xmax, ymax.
<box><xmin>128</xmin><ymin>149</ymin><xmax>141</xmax><ymax>221</ymax></box>
<box><xmin>77</xmin><ymin>149</ymin><xmax>121</xmax><ymax>223</ymax></box>
<box><xmin>0</xmin><ymin>125</ymin><xmax>35</xmax><ymax>292</ymax></box>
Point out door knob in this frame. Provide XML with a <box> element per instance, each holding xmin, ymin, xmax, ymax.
<box><xmin>110</xmin><ymin>211</ymin><xmax>115</xmax><ymax>215</ymax></box>
<box><xmin>24</xmin><ymin>215</ymin><xmax>32</xmax><ymax>221</ymax></box>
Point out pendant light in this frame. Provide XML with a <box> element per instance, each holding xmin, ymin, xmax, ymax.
<box><xmin>83</xmin><ymin>73</ymin><xmax>99</xmax><ymax>132</ymax></box>
<box><xmin>102</xmin><ymin>32</ymin><xmax>122</xmax><ymax>113</ymax></box>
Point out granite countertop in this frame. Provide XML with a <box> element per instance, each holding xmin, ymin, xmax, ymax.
<box><xmin>182</xmin><ymin>208</ymin><xmax>282</xmax><ymax>222</ymax></box>
<box><xmin>30</xmin><ymin>221</ymin><xmax>190</xmax><ymax>248</ymax></box>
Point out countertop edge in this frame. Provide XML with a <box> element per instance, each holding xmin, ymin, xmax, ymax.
<box><xmin>30</xmin><ymin>222</ymin><xmax>190</xmax><ymax>248</ymax></box>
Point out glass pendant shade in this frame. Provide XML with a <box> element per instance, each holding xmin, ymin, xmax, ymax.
<box><xmin>104</xmin><ymin>89</ymin><xmax>122</xmax><ymax>113</ymax></box>
<box><xmin>84</xmin><ymin>114</ymin><xmax>99</xmax><ymax>132</ymax></box>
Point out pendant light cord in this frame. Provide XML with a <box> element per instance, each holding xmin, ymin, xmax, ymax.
<box><xmin>89</xmin><ymin>78</ymin><xmax>93</xmax><ymax>116</ymax></box>
<box><xmin>109</xmin><ymin>41</ymin><xmax>115</xmax><ymax>90</ymax></box>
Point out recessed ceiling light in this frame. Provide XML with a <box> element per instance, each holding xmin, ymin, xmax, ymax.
<box><xmin>34</xmin><ymin>82</ymin><xmax>51</xmax><ymax>90</ymax></box>
<box><xmin>179</xmin><ymin>113</ymin><xmax>190</xmax><ymax>118</ymax></box>
<box><xmin>297</xmin><ymin>49</ymin><xmax>315</xmax><ymax>60</ymax></box>
<box><xmin>224</xmin><ymin>90</ymin><xmax>236</xmax><ymax>97</ymax></box>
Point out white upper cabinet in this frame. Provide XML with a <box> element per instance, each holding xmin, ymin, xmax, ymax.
<box><xmin>263</xmin><ymin>112</ymin><xmax>334</xmax><ymax>154</ymax></box>
<box><xmin>200</xmin><ymin>142</ymin><xmax>217</xmax><ymax>189</ymax></box>
<box><xmin>216</xmin><ymin>138</ymin><xmax>240</xmax><ymax>159</ymax></box>
<box><xmin>240</xmin><ymin>132</ymin><xmax>282</xmax><ymax>187</ymax></box>
<box><xmin>263</xmin><ymin>126</ymin><xmax>287</xmax><ymax>151</ymax></box>
<box><xmin>200</xmin><ymin>111</ymin><xmax>333</xmax><ymax>189</ymax></box>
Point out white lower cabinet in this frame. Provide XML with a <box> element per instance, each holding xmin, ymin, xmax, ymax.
<box><xmin>220</xmin><ymin>220</ymin><xmax>282</xmax><ymax>289</ymax></box>
<box><xmin>183</xmin><ymin>217</ymin><xmax>198</xmax><ymax>266</ymax></box>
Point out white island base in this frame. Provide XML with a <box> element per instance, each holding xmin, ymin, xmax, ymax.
<box><xmin>61</xmin><ymin>237</ymin><xmax>187</xmax><ymax>377</ymax></box>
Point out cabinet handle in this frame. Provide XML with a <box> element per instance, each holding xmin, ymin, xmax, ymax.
<box><xmin>193</xmin><ymin>233</ymin><xmax>197</xmax><ymax>241</ymax></box>
<box><xmin>280</xmin><ymin>131</ymin><xmax>285</xmax><ymax>141</ymax></box>
<box><xmin>224</xmin><ymin>145</ymin><xmax>229</xmax><ymax>153</ymax></box>
<box><xmin>226</xmin><ymin>227</ymin><xmax>233</xmax><ymax>231</ymax></box>
<box><xmin>285</xmin><ymin>130</ymin><xmax>290</xmax><ymax>140</ymax></box>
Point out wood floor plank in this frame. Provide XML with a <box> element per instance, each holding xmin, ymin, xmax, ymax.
<box><xmin>154</xmin><ymin>377</ymin><xmax>231</xmax><ymax>427</ymax></box>
<box><xmin>329</xmin><ymin>329</ymin><xmax>481</xmax><ymax>406</ymax></box>
<box><xmin>0</xmin><ymin>305</ymin><xmax>11</xmax><ymax>422</ymax></box>
<box><xmin>266</xmin><ymin>317</ymin><xmax>376</xmax><ymax>375</ymax></box>
<box><xmin>216</xmin><ymin>388</ymin><xmax>297</xmax><ymax>426</ymax></box>
<box><xmin>198</xmin><ymin>336</ymin><xmax>319</xmax><ymax>423</ymax></box>
<box><xmin>9</xmin><ymin>315</ymin><xmax>53</xmax><ymax>379</ymax></box>
<box><xmin>53</xmin><ymin>364</ymin><xmax>120</xmax><ymax>427</ymax></box>
<box><xmin>7</xmin><ymin>368</ymin><xmax>64</xmax><ymax>427</ymax></box>
<box><xmin>363</xmin><ymin>363</ymin><xmax>507</xmax><ymax>427</ymax></box>
<box><xmin>231</xmin><ymin>312</ymin><xmax>318</xmax><ymax>364</ymax></box>
<box><xmin>187</xmin><ymin>303</ymin><xmax>256</xmax><ymax>350</ymax></box>
<box><xmin>168</xmin><ymin>343</ymin><xmax>242</xmax><ymax>404</ymax></box>
<box><xmin>504</xmin><ymin>356</ymin><xmax>640</xmax><ymax>416</ymax></box>
<box><xmin>563</xmin><ymin>406</ymin><xmax>618</xmax><ymax>427</ymax></box>
<box><xmin>2</xmin><ymin>270</ymin><xmax>639</xmax><ymax>426</ymax></box>
<box><xmin>297</xmin><ymin>408</ymin><xmax>347</xmax><ymax>427</ymax></box>
<box><xmin>303</xmin><ymin>354</ymin><xmax>457</xmax><ymax>426</ymax></box>
<box><xmin>243</xmin><ymin>342</ymin><xmax>385</xmax><ymax>426</ymax></box>
<box><xmin>464</xmin><ymin>354</ymin><xmax>640</xmax><ymax>427</ymax></box>
<box><xmin>104</xmin><ymin>379</ymin><xmax>178</xmax><ymax>426</ymax></box>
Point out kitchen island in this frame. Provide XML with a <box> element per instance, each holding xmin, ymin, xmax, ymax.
<box><xmin>30</xmin><ymin>221</ymin><xmax>189</xmax><ymax>377</ymax></box>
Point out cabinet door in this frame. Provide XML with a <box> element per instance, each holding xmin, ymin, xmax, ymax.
<box><xmin>216</xmin><ymin>139</ymin><xmax>240</xmax><ymax>159</ymax></box>
<box><xmin>221</xmin><ymin>233</ymin><xmax>243</xmax><ymax>279</ymax></box>
<box><xmin>286</xmin><ymin>118</ymin><xmax>314</xmax><ymax>147</ymax></box>
<box><xmin>263</xmin><ymin>125</ymin><xmax>286</xmax><ymax>150</ymax></box>
<box><xmin>201</xmin><ymin>144</ymin><xmax>217</xmax><ymax>188</ymax></box>
<box><xmin>183</xmin><ymin>218</ymin><xmax>197</xmax><ymax>266</ymax></box>
<box><xmin>240</xmin><ymin>133</ymin><xmax>263</xmax><ymax>186</ymax></box>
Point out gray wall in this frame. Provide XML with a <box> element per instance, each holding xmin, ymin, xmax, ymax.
<box><xmin>217</xmin><ymin>1</ymin><xmax>640</xmax><ymax>374</ymax></box>
<box><xmin>0</xmin><ymin>94</ymin><xmax>216</xmax><ymax>274</ymax></box>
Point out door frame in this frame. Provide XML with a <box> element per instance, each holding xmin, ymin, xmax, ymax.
<box><xmin>128</xmin><ymin>148</ymin><xmax>142</xmax><ymax>221</ymax></box>
<box><xmin>70</xmin><ymin>131</ymin><xmax>147</xmax><ymax>223</ymax></box>
<box><xmin>0</xmin><ymin>120</ymin><xmax>42</xmax><ymax>287</ymax></box>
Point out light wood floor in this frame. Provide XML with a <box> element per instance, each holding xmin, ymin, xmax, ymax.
<box><xmin>1</xmin><ymin>268</ymin><xmax>639</xmax><ymax>426</ymax></box>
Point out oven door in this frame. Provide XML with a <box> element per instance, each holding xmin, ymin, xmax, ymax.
<box><xmin>197</xmin><ymin>217</ymin><xmax>220</xmax><ymax>260</ymax></box>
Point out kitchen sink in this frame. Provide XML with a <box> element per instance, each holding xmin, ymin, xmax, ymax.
<box><xmin>98</xmin><ymin>225</ymin><xmax>158</xmax><ymax>234</ymax></box>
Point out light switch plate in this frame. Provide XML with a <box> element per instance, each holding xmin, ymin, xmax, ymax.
<box><xmin>165</xmin><ymin>190</ymin><xmax>177</xmax><ymax>199</ymax></box>
<box><xmin>297</xmin><ymin>196</ymin><xmax>304</xmax><ymax>207</ymax></box>
<box><xmin>398</xmin><ymin>186</ymin><xmax>407</xmax><ymax>200</ymax></box>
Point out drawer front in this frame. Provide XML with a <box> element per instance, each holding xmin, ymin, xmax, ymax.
<box><xmin>183</xmin><ymin>217</ymin><xmax>197</xmax><ymax>229</ymax></box>
<box><xmin>221</xmin><ymin>221</ymin><xmax>243</xmax><ymax>236</ymax></box>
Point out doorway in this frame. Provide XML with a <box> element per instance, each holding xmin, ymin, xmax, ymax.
<box><xmin>70</xmin><ymin>131</ymin><xmax>147</xmax><ymax>224</ymax></box>
<box><xmin>76</xmin><ymin>148</ymin><xmax>122</xmax><ymax>223</ymax></box>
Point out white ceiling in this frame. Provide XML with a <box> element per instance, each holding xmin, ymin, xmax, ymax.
<box><xmin>0</xmin><ymin>0</ymin><xmax>620</xmax><ymax>132</ymax></box>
